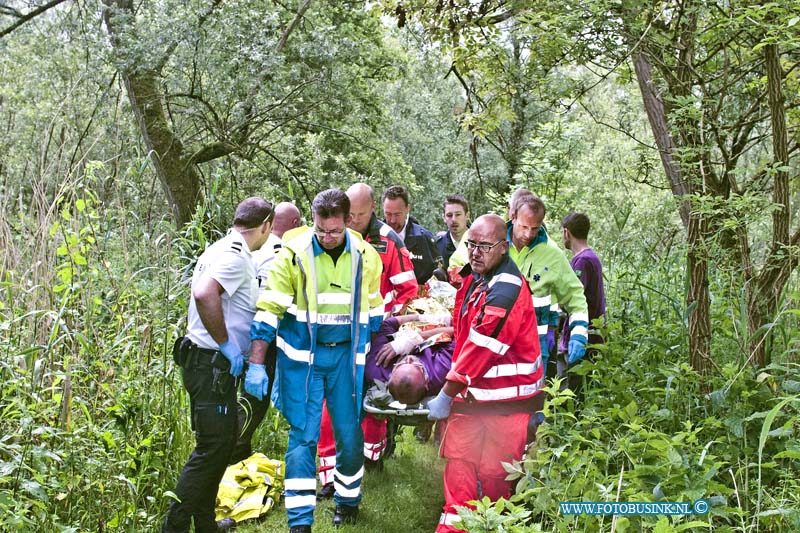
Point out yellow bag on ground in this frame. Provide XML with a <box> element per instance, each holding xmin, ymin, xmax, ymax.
<box><xmin>215</xmin><ymin>453</ymin><xmax>284</xmax><ymax>524</ymax></box>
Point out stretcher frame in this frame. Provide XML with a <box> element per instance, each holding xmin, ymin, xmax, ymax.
<box><xmin>362</xmin><ymin>392</ymin><xmax>433</xmax><ymax>426</ymax></box>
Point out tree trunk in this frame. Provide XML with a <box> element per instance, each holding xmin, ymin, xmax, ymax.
<box><xmin>103</xmin><ymin>0</ymin><xmax>204</xmax><ymax>226</ymax></box>
<box><xmin>121</xmin><ymin>70</ymin><xmax>203</xmax><ymax>226</ymax></box>
<box><xmin>633</xmin><ymin>50</ymin><xmax>711</xmax><ymax>377</ymax></box>
<box><xmin>745</xmin><ymin>43</ymin><xmax>794</xmax><ymax>368</ymax></box>
<box><xmin>632</xmin><ymin>52</ymin><xmax>690</xmax><ymax>229</ymax></box>
<box><xmin>687</xmin><ymin>212</ymin><xmax>711</xmax><ymax>377</ymax></box>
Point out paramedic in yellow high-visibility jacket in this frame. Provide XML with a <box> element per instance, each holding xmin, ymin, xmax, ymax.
<box><xmin>245</xmin><ymin>189</ymin><xmax>383</xmax><ymax>533</ymax></box>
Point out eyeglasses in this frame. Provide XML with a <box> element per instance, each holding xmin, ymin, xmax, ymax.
<box><xmin>314</xmin><ymin>227</ymin><xmax>345</xmax><ymax>237</ymax></box>
<box><xmin>394</xmin><ymin>355</ymin><xmax>429</xmax><ymax>383</ymax></box>
<box><xmin>465</xmin><ymin>240</ymin><xmax>505</xmax><ymax>254</ymax></box>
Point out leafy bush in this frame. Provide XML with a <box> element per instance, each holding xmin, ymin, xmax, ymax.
<box><xmin>460</xmin><ymin>291</ymin><xmax>800</xmax><ymax>532</ymax></box>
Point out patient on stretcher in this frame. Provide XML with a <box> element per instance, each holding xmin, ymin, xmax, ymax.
<box><xmin>364</xmin><ymin>314</ymin><xmax>454</xmax><ymax>407</ymax></box>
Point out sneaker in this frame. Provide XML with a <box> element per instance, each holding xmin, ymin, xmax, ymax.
<box><xmin>289</xmin><ymin>526</ymin><xmax>311</xmax><ymax>533</ymax></box>
<box><xmin>216</xmin><ymin>517</ymin><xmax>236</xmax><ymax>531</ymax></box>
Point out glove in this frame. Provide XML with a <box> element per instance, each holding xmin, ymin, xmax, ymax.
<box><xmin>567</xmin><ymin>337</ymin><xmax>587</xmax><ymax>365</ymax></box>
<box><xmin>418</xmin><ymin>313</ymin><xmax>452</xmax><ymax>327</ymax></box>
<box><xmin>546</xmin><ymin>330</ymin><xmax>556</xmax><ymax>354</ymax></box>
<box><xmin>219</xmin><ymin>340</ymin><xmax>244</xmax><ymax>377</ymax></box>
<box><xmin>432</xmin><ymin>268</ymin><xmax>448</xmax><ymax>281</ymax></box>
<box><xmin>244</xmin><ymin>363</ymin><xmax>270</xmax><ymax>400</ymax></box>
<box><xmin>427</xmin><ymin>389</ymin><xmax>454</xmax><ymax>420</ymax></box>
<box><xmin>389</xmin><ymin>329</ymin><xmax>424</xmax><ymax>356</ymax></box>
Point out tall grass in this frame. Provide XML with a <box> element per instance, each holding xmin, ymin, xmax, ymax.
<box><xmin>0</xmin><ymin>163</ymin><xmax>198</xmax><ymax>531</ymax></box>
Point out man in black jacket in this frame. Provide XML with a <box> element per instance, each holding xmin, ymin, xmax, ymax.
<box><xmin>382</xmin><ymin>185</ymin><xmax>443</xmax><ymax>285</ymax></box>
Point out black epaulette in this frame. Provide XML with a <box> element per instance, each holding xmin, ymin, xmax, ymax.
<box><xmin>231</xmin><ymin>241</ymin><xmax>243</xmax><ymax>253</ymax></box>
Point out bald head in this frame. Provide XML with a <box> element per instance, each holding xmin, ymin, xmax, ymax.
<box><xmin>272</xmin><ymin>202</ymin><xmax>301</xmax><ymax>238</ymax></box>
<box><xmin>473</xmin><ymin>214</ymin><xmax>507</xmax><ymax>241</ymax></box>
<box><xmin>467</xmin><ymin>214</ymin><xmax>509</xmax><ymax>275</ymax></box>
<box><xmin>346</xmin><ymin>183</ymin><xmax>376</xmax><ymax>235</ymax></box>
<box><xmin>388</xmin><ymin>361</ymin><xmax>427</xmax><ymax>405</ymax></box>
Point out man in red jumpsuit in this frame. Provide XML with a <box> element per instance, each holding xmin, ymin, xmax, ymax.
<box><xmin>427</xmin><ymin>213</ymin><xmax>544</xmax><ymax>533</ymax></box>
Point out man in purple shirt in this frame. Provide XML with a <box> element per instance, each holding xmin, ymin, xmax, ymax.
<box><xmin>365</xmin><ymin>315</ymin><xmax>453</xmax><ymax>405</ymax></box>
<box><xmin>558</xmin><ymin>212</ymin><xmax>606</xmax><ymax>402</ymax></box>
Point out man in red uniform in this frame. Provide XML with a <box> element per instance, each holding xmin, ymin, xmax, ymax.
<box><xmin>317</xmin><ymin>183</ymin><xmax>419</xmax><ymax>493</ymax></box>
<box><xmin>427</xmin><ymin>214</ymin><xmax>544</xmax><ymax>533</ymax></box>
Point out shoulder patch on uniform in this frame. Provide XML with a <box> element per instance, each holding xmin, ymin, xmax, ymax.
<box><xmin>371</xmin><ymin>239</ymin><xmax>388</xmax><ymax>254</ymax></box>
<box><xmin>231</xmin><ymin>241</ymin><xmax>243</xmax><ymax>253</ymax></box>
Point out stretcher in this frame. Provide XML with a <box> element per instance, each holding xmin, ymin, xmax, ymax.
<box><xmin>362</xmin><ymin>384</ymin><xmax>432</xmax><ymax>426</ymax></box>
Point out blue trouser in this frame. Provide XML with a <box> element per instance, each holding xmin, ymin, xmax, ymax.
<box><xmin>163</xmin><ymin>359</ymin><xmax>238</xmax><ymax>533</ymax></box>
<box><xmin>284</xmin><ymin>343</ymin><xmax>364</xmax><ymax>527</ymax></box>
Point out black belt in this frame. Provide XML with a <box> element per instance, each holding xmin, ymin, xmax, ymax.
<box><xmin>188</xmin><ymin>343</ymin><xmax>228</xmax><ymax>369</ymax></box>
<box><xmin>317</xmin><ymin>340</ymin><xmax>350</xmax><ymax>348</ymax></box>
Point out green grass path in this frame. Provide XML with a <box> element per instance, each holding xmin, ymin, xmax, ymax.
<box><xmin>236</xmin><ymin>425</ymin><xmax>445</xmax><ymax>533</ymax></box>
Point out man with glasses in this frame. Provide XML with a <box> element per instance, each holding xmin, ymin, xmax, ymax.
<box><xmin>163</xmin><ymin>197</ymin><xmax>274</xmax><ymax>533</ymax></box>
<box><xmin>425</xmin><ymin>214</ymin><xmax>544</xmax><ymax>533</ymax></box>
<box><xmin>315</xmin><ymin>183</ymin><xmax>419</xmax><ymax>491</ymax></box>
<box><xmin>244</xmin><ymin>189</ymin><xmax>383</xmax><ymax>533</ymax></box>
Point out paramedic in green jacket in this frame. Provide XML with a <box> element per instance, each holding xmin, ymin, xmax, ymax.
<box><xmin>507</xmin><ymin>194</ymin><xmax>589</xmax><ymax>373</ymax></box>
<box><xmin>245</xmin><ymin>189</ymin><xmax>383</xmax><ymax>533</ymax></box>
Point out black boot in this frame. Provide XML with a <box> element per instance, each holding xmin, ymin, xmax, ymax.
<box><xmin>216</xmin><ymin>517</ymin><xmax>236</xmax><ymax>531</ymax></box>
<box><xmin>317</xmin><ymin>482</ymin><xmax>335</xmax><ymax>499</ymax></box>
<box><xmin>364</xmin><ymin>455</ymin><xmax>384</xmax><ymax>472</ymax></box>
<box><xmin>333</xmin><ymin>505</ymin><xmax>359</xmax><ymax>527</ymax></box>
<box><xmin>289</xmin><ymin>526</ymin><xmax>311</xmax><ymax>533</ymax></box>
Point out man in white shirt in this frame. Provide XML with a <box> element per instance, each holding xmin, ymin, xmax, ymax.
<box><xmin>163</xmin><ymin>197</ymin><xmax>274</xmax><ymax>533</ymax></box>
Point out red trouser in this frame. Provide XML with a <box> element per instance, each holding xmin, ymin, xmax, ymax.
<box><xmin>436</xmin><ymin>411</ymin><xmax>530</xmax><ymax>532</ymax></box>
<box><xmin>317</xmin><ymin>401</ymin><xmax>387</xmax><ymax>485</ymax></box>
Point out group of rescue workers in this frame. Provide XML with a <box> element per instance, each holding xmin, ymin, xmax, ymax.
<box><xmin>162</xmin><ymin>183</ymin><xmax>606</xmax><ymax>533</ymax></box>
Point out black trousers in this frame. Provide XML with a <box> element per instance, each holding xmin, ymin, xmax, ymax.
<box><xmin>162</xmin><ymin>362</ymin><xmax>238</xmax><ymax>533</ymax></box>
<box><xmin>229</xmin><ymin>341</ymin><xmax>277</xmax><ymax>464</ymax></box>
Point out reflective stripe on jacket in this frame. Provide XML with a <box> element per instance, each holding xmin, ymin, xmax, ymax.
<box><xmin>215</xmin><ymin>453</ymin><xmax>284</xmax><ymax>524</ymax></box>
<box><xmin>448</xmin><ymin>254</ymin><xmax>543</xmax><ymax>405</ymax></box>
<box><xmin>507</xmin><ymin>222</ymin><xmax>589</xmax><ymax>344</ymax></box>
<box><xmin>365</xmin><ymin>213</ymin><xmax>418</xmax><ymax>316</ymax></box>
<box><xmin>250</xmin><ymin>226</ymin><xmax>383</xmax><ymax>429</ymax></box>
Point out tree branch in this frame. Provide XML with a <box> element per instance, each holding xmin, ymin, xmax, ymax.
<box><xmin>187</xmin><ymin>141</ymin><xmax>238</xmax><ymax>165</ymax></box>
<box><xmin>155</xmin><ymin>0</ymin><xmax>224</xmax><ymax>73</ymax></box>
<box><xmin>0</xmin><ymin>0</ymin><xmax>69</xmax><ymax>38</ymax></box>
<box><xmin>239</xmin><ymin>0</ymin><xmax>313</xmax><ymax>130</ymax></box>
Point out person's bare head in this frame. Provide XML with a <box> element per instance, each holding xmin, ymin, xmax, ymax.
<box><xmin>272</xmin><ymin>202</ymin><xmax>301</xmax><ymax>238</ymax></box>
<box><xmin>346</xmin><ymin>183</ymin><xmax>376</xmax><ymax>235</ymax></box>
<box><xmin>233</xmin><ymin>197</ymin><xmax>274</xmax><ymax>251</ymax></box>
<box><xmin>388</xmin><ymin>356</ymin><xmax>428</xmax><ymax>405</ymax></box>
<box><xmin>508</xmin><ymin>188</ymin><xmax>534</xmax><ymax>221</ymax></box>
<box><xmin>511</xmin><ymin>194</ymin><xmax>546</xmax><ymax>250</ymax></box>
<box><xmin>466</xmin><ymin>214</ymin><xmax>509</xmax><ymax>276</ymax></box>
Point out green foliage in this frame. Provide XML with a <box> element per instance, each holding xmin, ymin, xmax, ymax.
<box><xmin>456</xmin><ymin>496</ymin><xmax>536</xmax><ymax>533</ymax></box>
<box><xmin>0</xmin><ymin>163</ymin><xmax>192</xmax><ymax>530</ymax></box>
<box><xmin>2</xmin><ymin>1</ymin><xmax>800</xmax><ymax>532</ymax></box>
<box><xmin>468</xmin><ymin>279</ymin><xmax>800</xmax><ymax>532</ymax></box>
